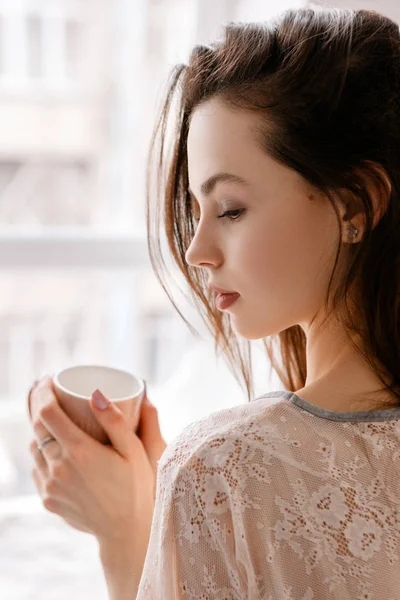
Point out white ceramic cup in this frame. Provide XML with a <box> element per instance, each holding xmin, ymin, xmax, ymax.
<box><xmin>52</xmin><ymin>365</ymin><xmax>146</xmax><ymax>444</ymax></box>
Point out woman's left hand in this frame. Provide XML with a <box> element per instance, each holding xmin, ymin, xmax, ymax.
<box><xmin>28</xmin><ymin>376</ymin><xmax>156</xmax><ymax>554</ymax></box>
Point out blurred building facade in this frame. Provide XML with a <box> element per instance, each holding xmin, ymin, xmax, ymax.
<box><xmin>1</xmin><ymin>0</ymin><xmax>277</xmax><ymax>504</ymax></box>
<box><xmin>0</xmin><ymin>0</ymin><xmax>110</xmax><ymax>226</ymax></box>
<box><xmin>0</xmin><ymin>0</ymin><xmax>201</xmax><ymax>498</ymax></box>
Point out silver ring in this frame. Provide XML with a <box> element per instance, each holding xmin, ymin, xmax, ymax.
<box><xmin>38</xmin><ymin>436</ymin><xmax>57</xmax><ymax>455</ymax></box>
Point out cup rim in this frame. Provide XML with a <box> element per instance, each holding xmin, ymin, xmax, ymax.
<box><xmin>53</xmin><ymin>364</ymin><xmax>145</xmax><ymax>401</ymax></box>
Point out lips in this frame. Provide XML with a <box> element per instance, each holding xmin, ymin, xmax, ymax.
<box><xmin>208</xmin><ymin>284</ymin><xmax>238</xmax><ymax>295</ymax></box>
<box><xmin>215</xmin><ymin>291</ymin><xmax>240</xmax><ymax>310</ymax></box>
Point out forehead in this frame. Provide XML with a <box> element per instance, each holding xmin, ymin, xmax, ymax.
<box><xmin>186</xmin><ymin>98</ymin><xmax>315</xmax><ymax>202</ymax></box>
<box><xmin>187</xmin><ymin>99</ymin><xmax>266</xmax><ymax>190</ymax></box>
<box><xmin>187</xmin><ymin>99</ymin><xmax>258</xmax><ymax>155</ymax></box>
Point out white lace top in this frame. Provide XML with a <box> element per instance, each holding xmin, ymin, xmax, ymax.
<box><xmin>136</xmin><ymin>391</ymin><xmax>400</xmax><ymax>599</ymax></box>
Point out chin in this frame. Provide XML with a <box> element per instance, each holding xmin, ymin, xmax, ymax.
<box><xmin>230</xmin><ymin>316</ymin><xmax>283</xmax><ymax>341</ymax></box>
<box><xmin>230</xmin><ymin>320</ymin><xmax>269</xmax><ymax>341</ymax></box>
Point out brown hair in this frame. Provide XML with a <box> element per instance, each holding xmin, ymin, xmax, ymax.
<box><xmin>146</xmin><ymin>7</ymin><xmax>400</xmax><ymax>407</ymax></box>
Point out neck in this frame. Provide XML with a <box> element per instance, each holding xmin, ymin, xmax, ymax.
<box><xmin>297</xmin><ymin>317</ymin><xmax>395</xmax><ymax>412</ymax></box>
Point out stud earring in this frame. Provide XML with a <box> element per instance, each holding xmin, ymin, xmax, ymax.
<box><xmin>347</xmin><ymin>224</ymin><xmax>359</xmax><ymax>242</ymax></box>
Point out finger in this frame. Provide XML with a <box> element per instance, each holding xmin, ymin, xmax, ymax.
<box><xmin>31</xmin><ymin>467</ymin><xmax>75</xmax><ymax>516</ymax></box>
<box><xmin>31</xmin><ymin>466</ymin><xmax>45</xmax><ymax>497</ymax></box>
<box><xmin>32</xmin><ymin>415</ymin><xmax>53</xmax><ymax>443</ymax></box>
<box><xmin>27</xmin><ymin>378</ymin><xmax>42</xmax><ymax>420</ymax></box>
<box><xmin>90</xmin><ymin>389</ymin><xmax>140</xmax><ymax>459</ymax></box>
<box><xmin>29</xmin><ymin>438</ymin><xmax>49</xmax><ymax>475</ymax></box>
<box><xmin>30</xmin><ymin>438</ymin><xmax>64</xmax><ymax>480</ymax></box>
<box><xmin>31</xmin><ymin>457</ymin><xmax>78</xmax><ymax>513</ymax></box>
<box><xmin>137</xmin><ymin>397</ymin><xmax>167</xmax><ymax>470</ymax></box>
<box><xmin>30</xmin><ymin>376</ymin><xmax>56</xmax><ymax>411</ymax></box>
<box><xmin>32</xmin><ymin>416</ymin><xmax>63</xmax><ymax>462</ymax></box>
<box><xmin>30</xmin><ymin>376</ymin><xmax>59</xmax><ymax>435</ymax></box>
<box><xmin>36</xmin><ymin>383</ymin><xmax>96</xmax><ymax>460</ymax></box>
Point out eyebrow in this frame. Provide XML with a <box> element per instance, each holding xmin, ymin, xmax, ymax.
<box><xmin>188</xmin><ymin>172</ymin><xmax>249</xmax><ymax>197</ymax></box>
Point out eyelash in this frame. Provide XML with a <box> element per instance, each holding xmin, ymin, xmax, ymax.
<box><xmin>218</xmin><ymin>209</ymin><xmax>245</xmax><ymax>222</ymax></box>
<box><xmin>192</xmin><ymin>208</ymin><xmax>245</xmax><ymax>224</ymax></box>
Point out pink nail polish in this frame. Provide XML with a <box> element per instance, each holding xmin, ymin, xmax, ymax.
<box><xmin>92</xmin><ymin>389</ymin><xmax>109</xmax><ymax>410</ymax></box>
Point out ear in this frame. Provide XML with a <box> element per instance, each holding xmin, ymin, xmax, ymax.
<box><xmin>338</xmin><ymin>161</ymin><xmax>391</xmax><ymax>242</ymax></box>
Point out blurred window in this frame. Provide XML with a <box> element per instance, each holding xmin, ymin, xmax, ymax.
<box><xmin>0</xmin><ymin>1</ymin><xmax>292</xmax><ymax>598</ymax></box>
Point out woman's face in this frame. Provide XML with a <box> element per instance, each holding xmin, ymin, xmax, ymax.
<box><xmin>185</xmin><ymin>98</ymin><xmax>342</xmax><ymax>340</ymax></box>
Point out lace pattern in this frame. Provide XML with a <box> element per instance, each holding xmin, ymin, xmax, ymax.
<box><xmin>136</xmin><ymin>395</ymin><xmax>400</xmax><ymax>599</ymax></box>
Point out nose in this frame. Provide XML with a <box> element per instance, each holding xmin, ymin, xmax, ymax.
<box><xmin>184</xmin><ymin>222</ymin><xmax>222</xmax><ymax>268</ymax></box>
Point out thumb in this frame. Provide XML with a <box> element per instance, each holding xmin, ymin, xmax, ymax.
<box><xmin>137</xmin><ymin>394</ymin><xmax>167</xmax><ymax>473</ymax></box>
<box><xmin>90</xmin><ymin>389</ymin><xmax>135</xmax><ymax>458</ymax></box>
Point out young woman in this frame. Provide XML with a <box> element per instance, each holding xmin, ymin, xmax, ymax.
<box><xmin>29</xmin><ymin>7</ymin><xmax>400</xmax><ymax>599</ymax></box>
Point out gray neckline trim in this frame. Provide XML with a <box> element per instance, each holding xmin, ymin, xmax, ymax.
<box><xmin>256</xmin><ymin>390</ymin><xmax>400</xmax><ymax>422</ymax></box>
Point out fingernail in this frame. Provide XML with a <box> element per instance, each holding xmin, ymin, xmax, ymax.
<box><xmin>31</xmin><ymin>376</ymin><xmax>45</xmax><ymax>391</ymax></box>
<box><xmin>35</xmin><ymin>374</ymin><xmax>50</xmax><ymax>387</ymax></box>
<box><xmin>92</xmin><ymin>389</ymin><xmax>110</xmax><ymax>410</ymax></box>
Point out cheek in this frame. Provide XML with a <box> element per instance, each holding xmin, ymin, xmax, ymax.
<box><xmin>238</xmin><ymin>222</ymin><xmax>297</xmax><ymax>292</ymax></box>
<box><xmin>226</xmin><ymin>201</ymin><xmax>339</xmax><ymax>339</ymax></box>
<box><xmin>236</xmin><ymin>217</ymin><xmax>336</xmax><ymax>323</ymax></box>
<box><xmin>242</xmin><ymin>208</ymin><xmax>337</xmax><ymax>289</ymax></box>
